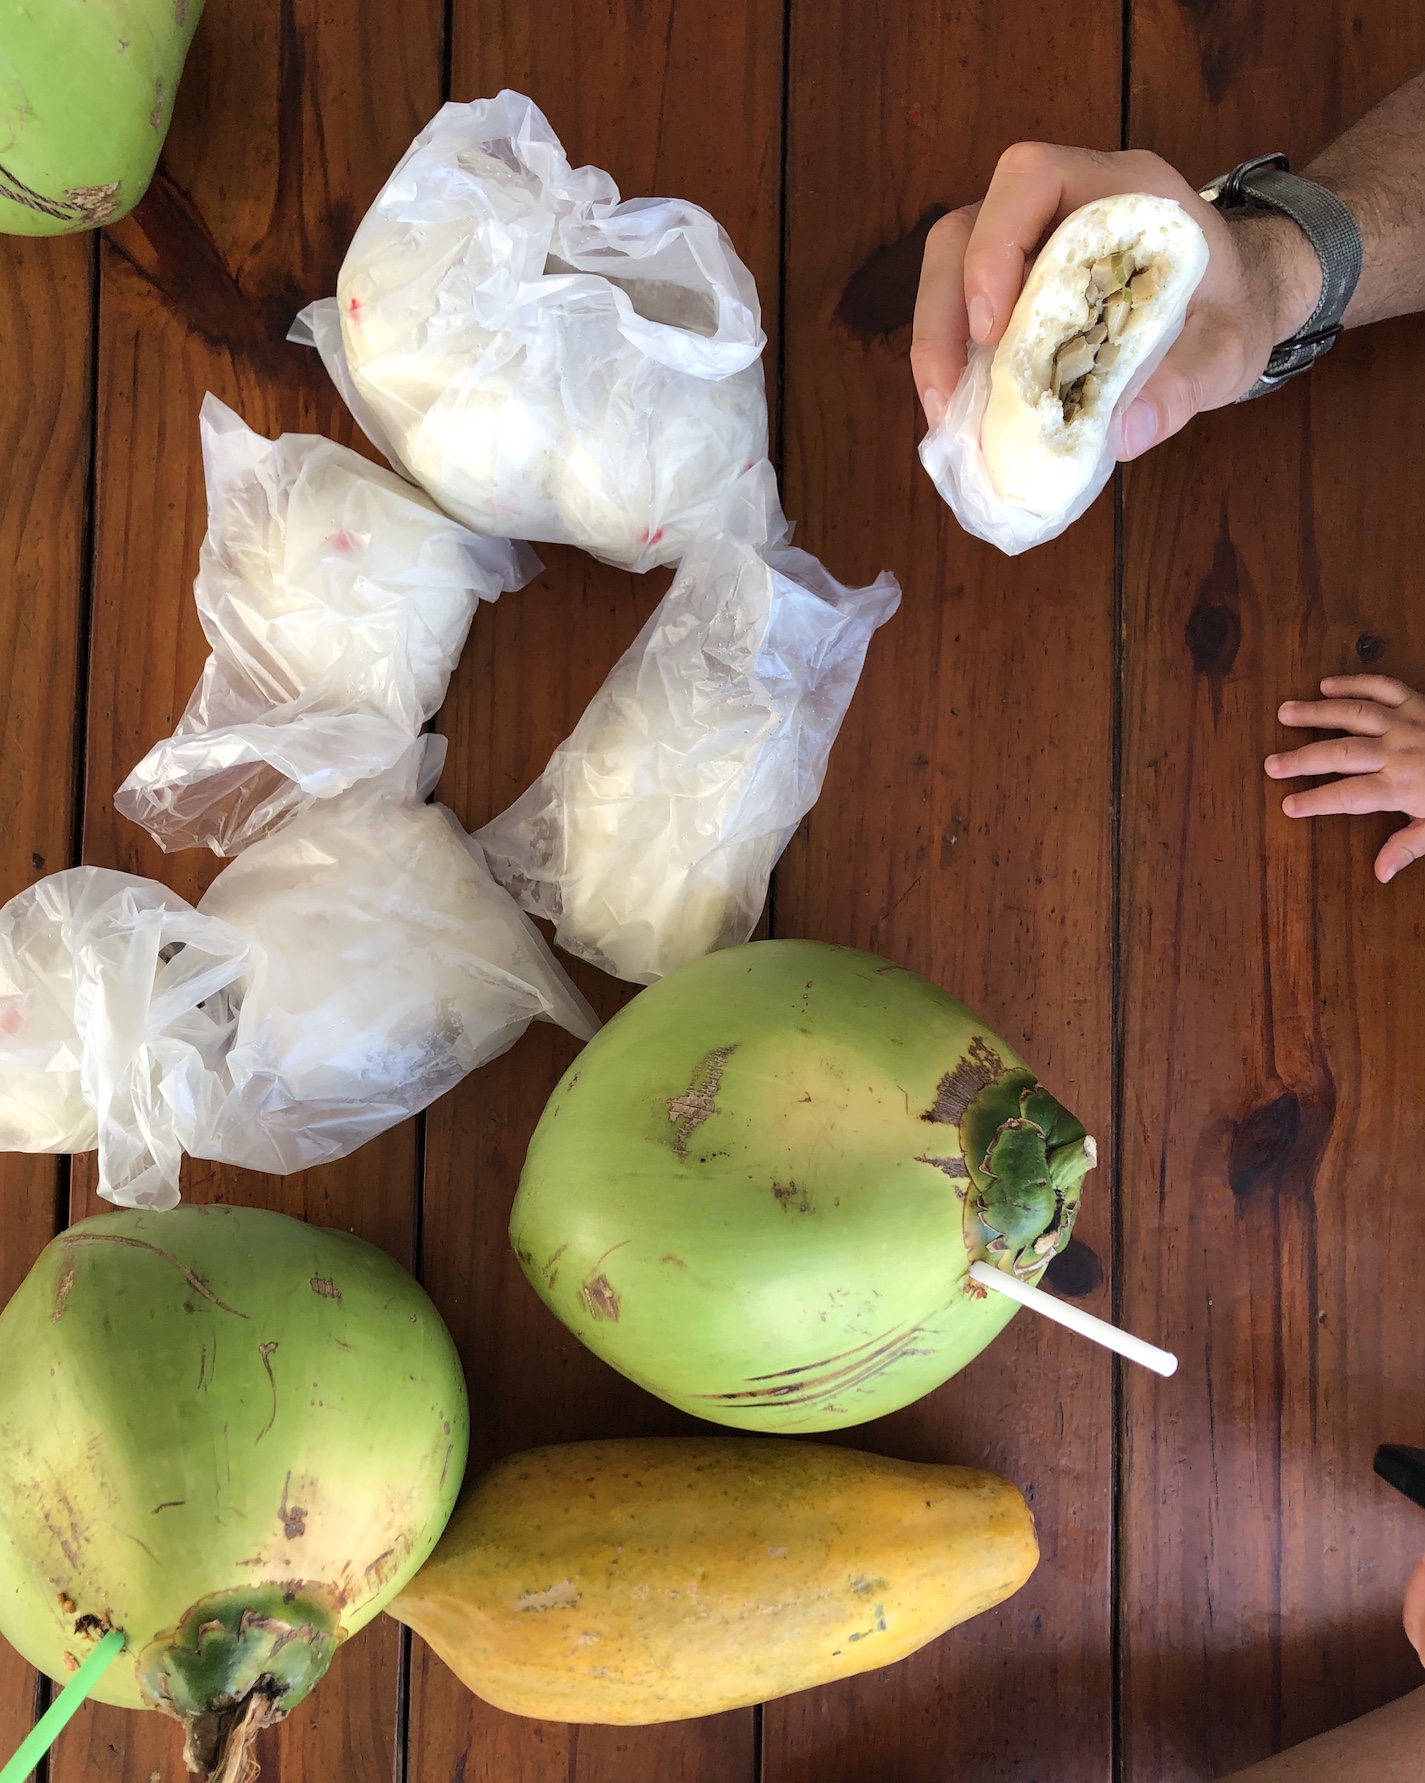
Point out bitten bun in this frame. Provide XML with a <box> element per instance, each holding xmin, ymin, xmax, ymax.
<box><xmin>980</xmin><ymin>194</ymin><xmax>1210</xmax><ymax>518</ymax></box>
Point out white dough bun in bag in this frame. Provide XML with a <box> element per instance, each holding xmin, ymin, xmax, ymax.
<box><xmin>477</xmin><ymin>462</ymin><xmax>901</xmax><ymax>985</ymax></box>
<box><xmin>0</xmin><ymin>868</ymin><xmax>255</xmax><ymax>1205</ymax></box>
<box><xmin>291</xmin><ymin>91</ymin><xmax>768</xmax><ymax>573</ymax></box>
<box><xmin>116</xmin><ymin>395</ymin><xmax>538</xmax><ymax>857</ymax></box>
<box><xmin>191</xmin><ymin>742</ymin><xmax>597</xmax><ymax>1176</ymax></box>
<box><xmin>0</xmin><ymin>870</ymin><xmax>121</xmax><ymax>1156</ymax></box>
<box><xmin>0</xmin><ymin>743</ymin><xmax>596</xmax><ymax>1207</ymax></box>
<box><xmin>920</xmin><ymin>193</ymin><xmax>1209</xmax><ymax>554</ymax></box>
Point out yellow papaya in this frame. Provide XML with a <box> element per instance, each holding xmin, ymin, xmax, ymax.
<box><xmin>389</xmin><ymin>1436</ymin><xmax>1037</xmax><ymax>1724</ymax></box>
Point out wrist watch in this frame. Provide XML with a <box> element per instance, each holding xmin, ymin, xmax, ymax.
<box><xmin>1199</xmin><ymin>152</ymin><xmax>1363</xmax><ymax>400</ymax></box>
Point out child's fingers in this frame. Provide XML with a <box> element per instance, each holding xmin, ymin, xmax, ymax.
<box><xmin>1265</xmin><ymin>737</ymin><xmax>1387</xmax><ymax>780</ymax></box>
<box><xmin>1318</xmin><ymin>674</ymin><xmax>1420</xmax><ymax>712</ymax></box>
<box><xmin>1377</xmin><ymin>817</ymin><xmax>1425</xmax><ymax>885</ymax></box>
<box><xmin>1279</xmin><ymin>775</ymin><xmax>1394</xmax><ymax>819</ymax></box>
<box><xmin>1406</xmin><ymin>1552</ymin><xmax>1425</xmax><ymax>1661</ymax></box>
<box><xmin>1277</xmin><ymin>696</ymin><xmax>1395</xmax><ymax>736</ymax></box>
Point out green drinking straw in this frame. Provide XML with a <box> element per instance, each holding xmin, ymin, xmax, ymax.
<box><xmin>0</xmin><ymin>1630</ymin><xmax>126</xmax><ymax>1783</ymax></box>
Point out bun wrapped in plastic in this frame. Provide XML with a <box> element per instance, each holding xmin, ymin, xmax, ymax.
<box><xmin>0</xmin><ymin>872</ymin><xmax>116</xmax><ymax>1157</ymax></box>
<box><xmin>293</xmin><ymin>91</ymin><xmax>768</xmax><ymax>573</ymax></box>
<box><xmin>477</xmin><ymin>463</ymin><xmax>900</xmax><ymax>984</ymax></box>
<box><xmin>0</xmin><ymin>869</ymin><xmax>253</xmax><ymax>1204</ymax></box>
<box><xmin>192</xmin><ymin>744</ymin><xmax>596</xmax><ymax>1176</ymax></box>
<box><xmin>0</xmin><ymin>746</ymin><xmax>596</xmax><ymax>1208</ymax></box>
<box><xmin>920</xmin><ymin>194</ymin><xmax>1209</xmax><ymax>554</ymax></box>
<box><xmin>117</xmin><ymin>395</ymin><xmax>536</xmax><ymax>857</ymax></box>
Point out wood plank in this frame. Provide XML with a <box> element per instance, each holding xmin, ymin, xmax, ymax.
<box><xmin>408</xmin><ymin>5</ymin><xmax>784</xmax><ymax>1779</ymax></box>
<box><xmin>1121</xmin><ymin>11</ymin><xmax>1425</xmax><ymax>1777</ymax></box>
<box><xmin>766</xmin><ymin>3</ymin><xmax>1121</xmax><ymax>1780</ymax></box>
<box><xmin>0</xmin><ymin>228</ymin><xmax>94</xmax><ymax>1771</ymax></box>
<box><xmin>51</xmin><ymin>0</ymin><xmax>444</xmax><ymax>1779</ymax></box>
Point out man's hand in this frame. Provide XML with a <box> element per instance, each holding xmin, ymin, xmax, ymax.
<box><xmin>910</xmin><ymin>143</ymin><xmax>1321</xmax><ymax>458</ymax></box>
<box><xmin>912</xmin><ymin>74</ymin><xmax>1425</xmax><ymax>461</ymax></box>
<box><xmin>1265</xmin><ymin>676</ymin><xmax>1425</xmax><ymax>882</ymax></box>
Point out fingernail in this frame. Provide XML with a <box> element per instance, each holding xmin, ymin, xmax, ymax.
<box><xmin>922</xmin><ymin>387</ymin><xmax>947</xmax><ymax>431</ymax></box>
<box><xmin>1382</xmin><ymin>864</ymin><xmax>1397</xmax><ymax>883</ymax></box>
<box><xmin>1264</xmin><ymin>755</ymin><xmax>1278</xmax><ymax>772</ymax></box>
<box><xmin>1119</xmin><ymin>399</ymin><xmax>1157</xmax><ymax>459</ymax></box>
<box><xmin>968</xmin><ymin>294</ymin><xmax>994</xmax><ymax>343</ymax></box>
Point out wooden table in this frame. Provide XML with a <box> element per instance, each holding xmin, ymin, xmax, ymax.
<box><xmin>3</xmin><ymin>3</ymin><xmax>1425</xmax><ymax>1779</ymax></box>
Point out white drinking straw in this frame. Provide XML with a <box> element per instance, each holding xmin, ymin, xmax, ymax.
<box><xmin>969</xmin><ymin>1261</ymin><xmax>1178</xmax><ymax>1377</ymax></box>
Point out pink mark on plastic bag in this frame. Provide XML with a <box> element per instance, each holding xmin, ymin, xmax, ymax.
<box><xmin>324</xmin><ymin>528</ymin><xmax>355</xmax><ymax>553</ymax></box>
<box><xmin>0</xmin><ymin>1002</ymin><xmax>26</xmax><ymax>1037</ymax></box>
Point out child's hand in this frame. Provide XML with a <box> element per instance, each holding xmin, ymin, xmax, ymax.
<box><xmin>1406</xmin><ymin>1553</ymin><xmax>1425</xmax><ymax>1666</ymax></box>
<box><xmin>1264</xmin><ymin>676</ymin><xmax>1425</xmax><ymax>883</ymax></box>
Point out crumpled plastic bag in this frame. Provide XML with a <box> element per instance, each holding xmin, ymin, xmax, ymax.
<box><xmin>0</xmin><ymin>744</ymin><xmax>596</xmax><ymax>1207</ymax></box>
<box><xmin>115</xmin><ymin>395</ymin><xmax>538</xmax><ymax>856</ymax></box>
<box><xmin>291</xmin><ymin>90</ymin><xmax>768</xmax><ymax>573</ymax></box>
<box><xmin>191</xmin><ymin>740</ymin><xmax>596</xmax><ymax>1175</ymax></box>
<box><xmin>477</xmin><ymin>462</ymin><xmax>900</xmax><ymax>984</ymax></box>
<box><xmin>0</xmin><ymin>868</ymin><xmax>254</xmax><ymax>1205</ymax></box>
<box><xmin>0</xmin><ymin>870</ymin><xmax>113</xmax><ymax>1156</ymax></box>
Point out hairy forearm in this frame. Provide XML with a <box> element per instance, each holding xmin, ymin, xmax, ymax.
<box><xmin>1218</xmin><ymin>69</ymin><xmax>1425</xmax><ymax>350</ymax></box>
<box><xmin>1307</xmin><ymin>67</ymin><xmax>1425</xmax><ymax>327</ymax></box>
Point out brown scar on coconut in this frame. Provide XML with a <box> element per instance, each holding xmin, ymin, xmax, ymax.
<box><xmin>581</xmin><ymin>1275</ymin><xmax>621</xmax><ymax>1321</ymax></box>
<box><xmin>666</xmin><ymin>1046</ymin><xmax>737</xmax><ymax>1158</ymax></box>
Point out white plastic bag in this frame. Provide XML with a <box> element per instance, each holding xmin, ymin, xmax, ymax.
<box><xmin>0</xmin><ymin>746</ymin><xmax>597</xmax><ymax>1205</ymax></box>
<box><xmin>0</xmin><ymin>869</ymin><xmax>116</xmax><ymax>1156</ymax></box>
<box><xmin>292</xmin><ymin>91</ymin><xmax>768</xmax><ymax>573</ymax></box>
<box><xmin>0</xmin><ymin>868</ymin><xmax>254</xmax><ymax>1207</ymax></box>
<box><xmin>191</xmin><ymin>742</ymin><xmax>597</xmax><ymax>1175</ymax></box>
<box><xmin>919</xmin><ymin>194</ymin><xmax>1207</xmax><ymax>555</ymax></box>
<box><xmin>115</xmin><ymin>395</ymin><xmax>538</xmax><ymax>856</ymax></box>
<box><xmin>477</xmin><ymin>462</ymin><xmax>900</xmax><ymax>984</ymax></box>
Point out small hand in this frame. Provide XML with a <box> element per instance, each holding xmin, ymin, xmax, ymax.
<box><xmin>1264</xmin><ymin>675</ymin><xmax>1425</xmax><ymax>882</ymax></box>
<box><xmin>1406</xmin><ymin>1552</ymin><xmax>1425</xmax><ymax>1666</ymax></box>
<box><xmin>910</xmin><ymin>142</ymin><xmax>1322</xmax><ymax>456</ymax></box>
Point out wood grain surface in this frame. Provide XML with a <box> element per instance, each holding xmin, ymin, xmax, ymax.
<box><xmin>407</xmin><ymin>6</ymin><xmax>784</xmax><ymax>1779</ymax></box>
<box><xmin>763</xmin><ymin>2</ymin><xmax>1122</xmax><ymax>1779</ymax></box>
<box><xmin>1120</xmin><ymin>11</ymin><xmax>1425</xmax><ymax>1778</ymax></box>
<box><xmin>0</xmin><ymin>228</ymin><xmax>93</xmax><ymax>1770</ymax></box>
<box><xmin>43</xmin><ymin>1</ymin><xmax>442</xmax><ymax>1780</ymax></box>
<box><xmin>3</xmin><ymin>1</ymin><xmax>1424</xmax><ymax>1781</ymax></box>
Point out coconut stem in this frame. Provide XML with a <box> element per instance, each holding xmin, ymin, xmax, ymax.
<box><xmin>183</xmin><ymin>1683</ymin><xmax>284</xmax><ymax>1783</ymax></box>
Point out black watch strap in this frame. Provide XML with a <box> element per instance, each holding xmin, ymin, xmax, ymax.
<box><xmin>1200</xmin><ymin>152</ymin><xmax>1363</xmax><ymax>400</ymax></box>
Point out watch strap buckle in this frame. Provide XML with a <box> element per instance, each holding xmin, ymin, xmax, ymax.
<box><xmin>1212</xmin><ymin>151</ymin><xmax>1291</xmax><ymax>210</ymax></box>
<box><xmin>1204</xmin><ymin>151</ymin><xmax>1363</xmax><ymax>401</ymax></box>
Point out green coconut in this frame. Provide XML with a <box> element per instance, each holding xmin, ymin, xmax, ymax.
<box><xmin>0</xmin><ymin>0</ymin><xmax>205</xmax><ymax>235</ymax></box>
<box><xmin>0</xmin><ymin>1205</ymin><xmax>467</xmax><ymax>1782</ymax></box>
<box><xmin>511</xmin><ymin>940</ymin><xmax>1096</xmax><ymax>1433</ymax></box>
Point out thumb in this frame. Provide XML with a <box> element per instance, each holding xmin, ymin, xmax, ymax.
<box><xmin>1377</xmin><ymin>818</ymin><xmax>1425</xmax><ymax>885</ymax></box>
<box><xmin>1113</xmin><ymin>306</ymin><xmax>1260</xmax><ymax>462</ymax></box>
